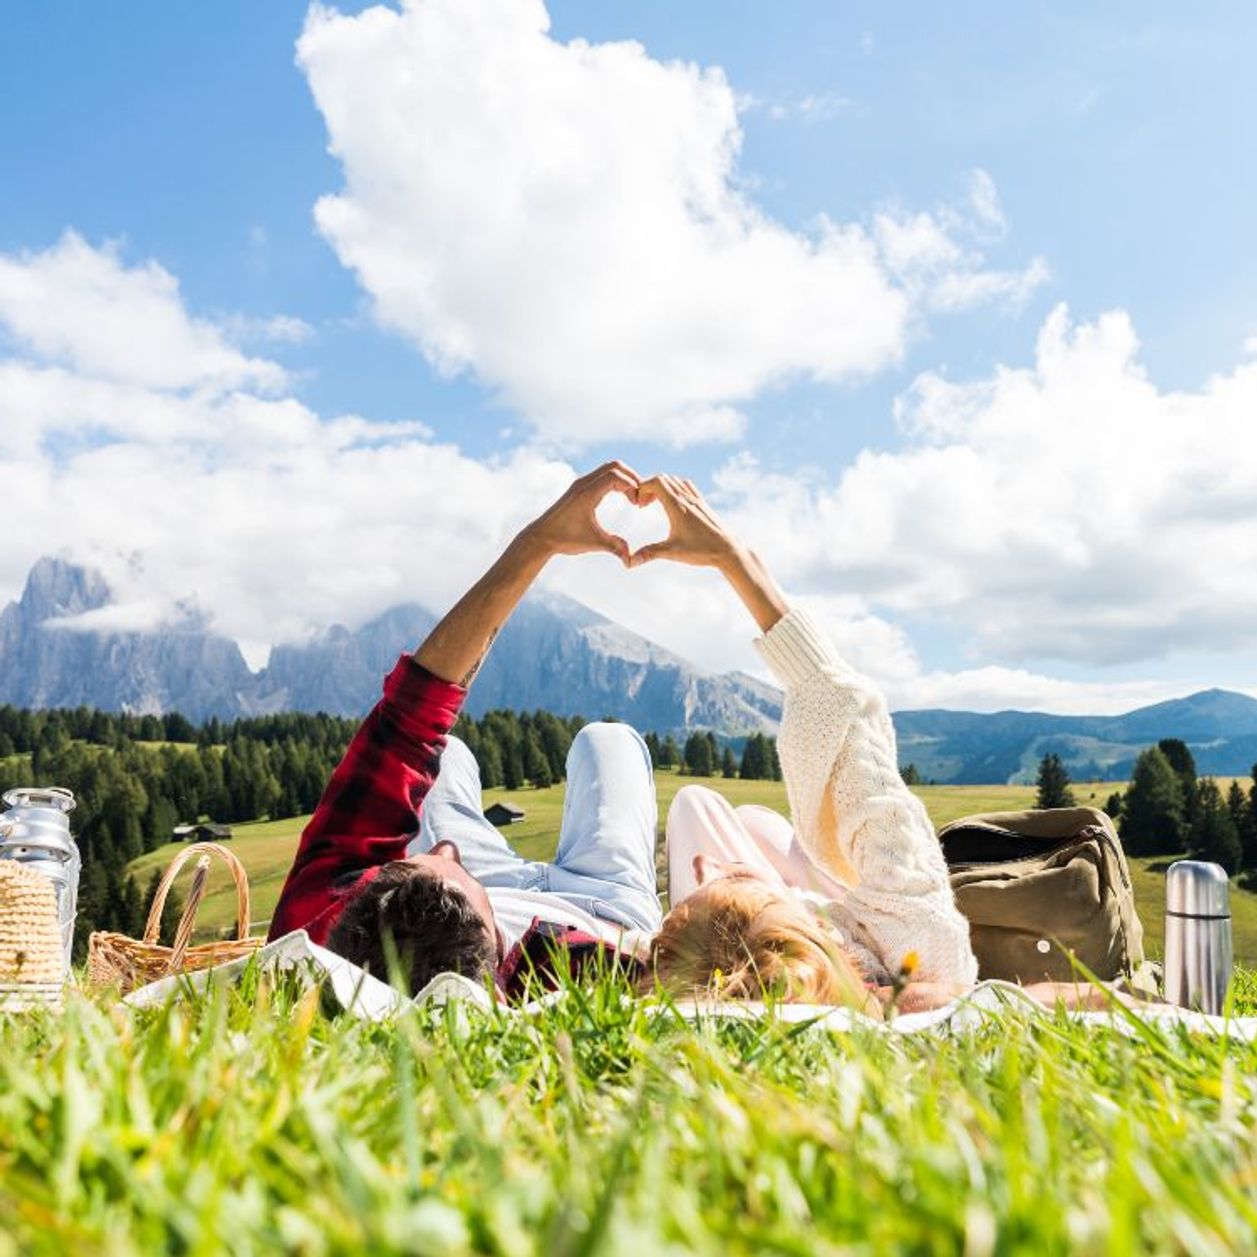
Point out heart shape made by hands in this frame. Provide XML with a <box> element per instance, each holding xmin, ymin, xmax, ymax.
<box><xmin>595</xmin><ymin>493</ymin><xmax>670</xmax><ymax>558</ymax></box>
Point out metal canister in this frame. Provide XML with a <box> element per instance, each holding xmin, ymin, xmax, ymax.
<box><xmin>0</xmin><ymin>787</ymin><xmax>80</xmax><ymax>977</ymax></box>
<box><xmin>1164</xmin><ymin>860</ymin><xmax>1232</xmax><ymax>1015</ymax></box>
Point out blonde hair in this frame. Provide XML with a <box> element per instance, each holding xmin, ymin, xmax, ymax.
<box><xmin>643</xmin><ymin>877</ymin><xmax>880</xmax><ymax>1015</ymax></box>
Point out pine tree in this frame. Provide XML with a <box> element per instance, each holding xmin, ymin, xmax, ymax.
<box><xmin>684</xmin><ymin>732</ymin><xmax>714</xmax><ymax>777</ymax></box>
<box><xmin>740</xmin><ymin>734</ymin><xmax>768</xmax><ymax>780</ymax></box>
<box><xmin>476</xmin><ymin>734</ymin><xmax>504</xmax><ymax>789</ymax></box>
<box><xmin>901</xmin><ymin>763</ymin><xmax>922</xmax><ymax>786</ymax></box>
<box><xmin>1191</xmin><ymin>779</ymin><xmax>1242</xmax><ymax>873</ymax></box>
<box><xmin>502</xmin><ymin>742</ymin><xmax>525</xmax><ymax>791</ymax></box>
<box><xmin>1158</xmin><ymin>738</ymin><xmax>1199</xmax><ymax>833</ymax></box>
<box><xmin>1226</xmin><ymin>780</ymin><xmax>1254</xmax><ymax>870</ymax></box>
<box><xmin>721</xmin><ymin>747</ymin><xmax>737</xmax><ymax>778</ymax></box>
<box><xmin>1120</xmin><ymin>746</ymin><xmax>1186</xmax><ymax>855</ymax></box>
<box><xmin>524</xmin><ymin>730</ymin><xmax>553</xmax><ymax>788</ymax></box>
<box><xmin>643</xmin><ymin>732</ymin><xmax>661</xmax><ymax>768</ymax></box>
<box><xmin>1246</xmin><ymin>764</ymin><xmax>1257</xmax><ymax>872</ymax></box>
<box><xmin>659</xmin><ymin>736</ymin><xmax>679</xmax><ymax>769</ymax></box>
<box><xmin>1104</xmin><ymin>792</ymin><xmax>1123</xmax><ymax>820</ymax></box>
<box><xmin>1035</xmin><ymin>753</ymin><xmax>1075</xmax><ymax>809</ymax></box>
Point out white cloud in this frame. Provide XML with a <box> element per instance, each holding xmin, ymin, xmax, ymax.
<box><xmin>873</xmin><ymin>169</ymin><xmax>1048</xmax><ymax>314</ymax></box>
<box><xmin>222</xmin><ymin>313</ymin><xmax>316</xmax><ymax>345</ymax></box>
<box><xmin>0</xmin><ymin>236</ymin><xmax>584</xmax><ymax>652</ymax></box>
<box><xmin>0</xmin><ymin>233</ymin><xmax>285</xmax><ymax>393</ymax></box>
<box><xmin>0</xmin><ymin>235</ymin><xmax>1239</xmax><ymax>717</ymax></box>
<box><xmin>712</xmin><ymin>303</ymin><xmax>1257</xmax><ymax>669</ymax></box>
<box><xmin>297</xmin><ymin>0</ymin><xmax>1043</xmax><ymax>447</ymax></box>
<box><xmin>746</xmin><ymin>90</ymin><xmax>851</xmax><ymax>123</ymax></box>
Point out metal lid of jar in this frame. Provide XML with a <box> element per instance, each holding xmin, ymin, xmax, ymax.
<box><xmin>2</xmin><ymin>787</ymin><xmax>75</xmax><ymax>813</ymax></box>
<box><xmin>1166</xmin><ymin>860</ymin><xmax>1231</xmax><ymax>917</ymax></box>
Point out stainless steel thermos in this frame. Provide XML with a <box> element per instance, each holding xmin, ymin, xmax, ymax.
<box><xmin>0</xmin><ymin>787</ymin><xmax>80</xmax><ymax>977</ymax></box>
<box><xmin>1164</xmin><ymin>860</ymin><xmax>1232</xmax><ymax>1015</ymax></box>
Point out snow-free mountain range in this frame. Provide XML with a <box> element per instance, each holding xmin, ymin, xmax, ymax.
<box><xmin>4</xmin><ymin>557</ymin><xmax>1257</xmax><ymax>785</ymax></box>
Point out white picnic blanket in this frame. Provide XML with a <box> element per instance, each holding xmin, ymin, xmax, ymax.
<box><xmin>123</xmin><ymin>929</ymin><xmax>1257</xmax><ymax>1040</ymax></box>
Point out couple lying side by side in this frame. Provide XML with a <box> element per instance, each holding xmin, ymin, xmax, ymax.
<box><xmin>269</xmin><ymin>463</ymin><xmax>1115</xmax><ymax>1015</ymax></box>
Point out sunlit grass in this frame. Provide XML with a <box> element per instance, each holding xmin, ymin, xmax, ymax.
<box><xmin>1</xmin><ymin>966</ymin><xmax>1256</xmax><ymax>1254</ymax></box>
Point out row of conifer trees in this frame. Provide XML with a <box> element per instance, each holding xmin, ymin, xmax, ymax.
<box><xmin>0</xmin><ymin>702</ymin><xmax>779</xmax><ymax>953</ymax></box>
<box><xmin>1031</xmin><ymin>742</ymin><xmax>1257</xmax><ymax>874</ymax></box>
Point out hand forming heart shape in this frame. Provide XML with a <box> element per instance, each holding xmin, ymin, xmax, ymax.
<box><xmin>594</xmin><ymin>491</ymin><xmax>671</xmax><ymax>559</ymax></box>
<box><xmin>526</xmin><ymin>462</ymin><xmax>736</xmax><ymax>571</ymax></box>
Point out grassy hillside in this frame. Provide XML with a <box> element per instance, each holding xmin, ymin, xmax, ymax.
<box><xmin>127</xmin><ymin>770</ymin><xmax>1257</xmax><ymax>966</ymax></box>
<box><xmin>3</xmin><ymin>963</ymin><xmax>1254</xmax><ymax>1252</ymax></box>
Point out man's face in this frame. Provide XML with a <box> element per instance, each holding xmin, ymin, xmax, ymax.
<box><xmin>404</xmin><ymin>841</ymin><xmax>499</xmax><ymax>954</ymax></box>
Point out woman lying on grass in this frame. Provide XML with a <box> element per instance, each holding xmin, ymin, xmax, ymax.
<box><xmin>631</xmin><ymin>476</ymin><xmax>1124</xmax><ymax>1016</ymax></box>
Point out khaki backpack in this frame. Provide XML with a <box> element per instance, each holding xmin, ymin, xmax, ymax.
<box><xmin>938</xmin><ymin>806</ymin><xmax>1153</xmax><ymax>989</ymax></box>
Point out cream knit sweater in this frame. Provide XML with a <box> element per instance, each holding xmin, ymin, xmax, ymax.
<box><xmin>754</xmin><ymin>606</ymin><xmax>978</xmax><ymax>987</ymax></box>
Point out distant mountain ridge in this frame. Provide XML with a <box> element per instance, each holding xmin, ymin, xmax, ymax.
<box><xmin>3</xmin><ymin>556</ymin><xmax>1256</xmax><ymax>782</ymax></box>
<box><xmin>0</xmin><ymin>557</ymin><xmax>782</xmax><ymax>735</ymax></box>
<box><xmin>894</xmin><ymin>689</ymin><xmax>1257</xmax><ymax>784</ymax></box>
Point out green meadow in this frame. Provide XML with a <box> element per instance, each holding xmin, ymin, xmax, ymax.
<box><xmin>128</xmin><ymin>770</ymin><xmax>1257</xmax><ymax>966</ymax></box>
<box><xmin>0</xmin><ymin>771</ymin><xmax>1249</xmax><ymax>1252</ymax></box>
<box><xmin>1</xmin><ymin>951</ymin><xmax>1256</xmax><ymax>1252</ymax></box>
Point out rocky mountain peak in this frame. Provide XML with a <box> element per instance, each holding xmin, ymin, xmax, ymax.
<box><xmin>18</xmin><ymin>556</ymin><xmax>112</xmax><ymax>621</ymax></box>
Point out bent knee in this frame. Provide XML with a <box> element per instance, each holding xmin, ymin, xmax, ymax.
<box><xmin>570</xmin><ymin>720</ymin><xmax>648</xmax><ymax>758</ymax></box>
<box><xmin>667</xmin><ymin>784</ymin><xmax>728</xmax><ymax>827</ymax></box>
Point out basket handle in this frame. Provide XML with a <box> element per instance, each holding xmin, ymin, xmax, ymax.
<box><xmin>166</xmin><ymin>856</ymin><xmax>211</xmax><ymax>973</ymax></box>
<box><xmin>142</xmin><ymin>840</ymin><xmax>252</xmax><ymax>947</ymax></box>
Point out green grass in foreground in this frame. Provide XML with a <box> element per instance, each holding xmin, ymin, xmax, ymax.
<box><xmin>1</xmin><ymin>966</ymin><xmax>1256</xmax><ymax>1254</ymax></box>
<box><xmin>130</xmin><ymin>773</ymin><xmax>1257</xmax><ymax>966</ymax></box>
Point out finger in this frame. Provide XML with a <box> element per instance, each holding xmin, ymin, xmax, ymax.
<box><xmin>587</xmin><ymin>466</ymin><xmax>639</xmax><ymax>501</ymax></box>
<box><xmin>583</xmin><ymin>460</ymin><xmax>641</xmax><ymax>491</ymax></box>
<box><xmin>663</xmin><ymin>474</ymin><xmax>693</xmax><ymax>504</ymax></box>
<box><xmin>638</xmin><ymin>475</ymin><xmax>681</xmax><ymax>508</ymax></box>
<box><xmin>593</xmin><ymin>526</ymin><xmax>630</xmax><ymax>564</ymax></box>
<box><xmin>628</xmin><ymin>540</ymin><xmax>676</xmax><ymax>568</ymax></box>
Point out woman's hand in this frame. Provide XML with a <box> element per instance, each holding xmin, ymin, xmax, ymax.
<box><xmin>522</xmin><ymin>461</ymin><xmax>640</xmax><ymax>565</ymax></box>
<box><xmin>628</xmin><ymin>475</ymin><xmax>738</xmax><ymax>571</ymax></box>
<box><xmin>630</xmin><ymin>474</ymin><xmax>789</xmax><ymax>635</ymax></box>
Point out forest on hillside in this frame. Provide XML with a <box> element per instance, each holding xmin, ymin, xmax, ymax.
<box><xmin>0</xmin><ymin>704</ymin><xmax>781</xmax><ymax>954</ymax></box>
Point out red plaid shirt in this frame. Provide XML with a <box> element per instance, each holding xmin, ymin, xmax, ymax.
<box><xmin>269</xmin><ymin>654</ymin><xmax>639</xmax><ymax>999</ymax></box>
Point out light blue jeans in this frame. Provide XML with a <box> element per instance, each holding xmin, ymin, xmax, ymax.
<box><xmin>408</xmin><ymin>724</ymin><xmax>663</xmax><ymax>933</ymax></box>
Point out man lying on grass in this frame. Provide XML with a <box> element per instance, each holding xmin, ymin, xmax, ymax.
<box><xmin>269</xmin><ymin>462</ymin><xmax>665</xmax><ymax>999</ymax></box>
<box><xmin>270</xmin><ymin>462</ymin><xmax>1126</xmax><ymax>1013</ymax></box>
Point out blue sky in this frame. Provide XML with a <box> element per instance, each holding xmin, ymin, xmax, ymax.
<box><xmin>1</xmin><ymin>2</ymin><xmax>1254</xmax><ymax>711</ymax></box>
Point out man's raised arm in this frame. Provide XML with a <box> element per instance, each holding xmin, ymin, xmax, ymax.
<box><xmin>415</xmin><ymin>461</ymin><xmax>639</xmax><ymax>684</ymax></box>
<box><xmin>268</xmin><ymin>462</ymin><xmax>640</xmax><ymax>943</ymax></box>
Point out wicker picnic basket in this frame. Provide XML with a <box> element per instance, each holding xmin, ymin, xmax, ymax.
<box><xmin>88</xmin><ymin>841</ymin><xmax>262</xmax><ymax>994</ymax></box>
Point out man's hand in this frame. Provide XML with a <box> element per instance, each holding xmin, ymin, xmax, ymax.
<box><xmin>523</xmin><ymin>461</ymin><xmax>641</xmax><ymax>566</ymax></box>
<box><xmin>415</xmin><ymin>462</ymin><xmax>641</xmax><ymax>686</ymax></box>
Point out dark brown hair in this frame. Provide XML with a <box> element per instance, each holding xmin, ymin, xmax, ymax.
<box><xmin>327</xmin><ymin>861</ymin><xmax>497</xmax><ymax>995</ymax></box>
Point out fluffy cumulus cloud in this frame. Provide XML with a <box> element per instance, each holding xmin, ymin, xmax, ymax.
<box><xmin>297</xmin><ymin>0</ymin><xmax>1043</xmax><ymax>447</ymax></box>
<box><xmin>712</xmin><ymin>303</ymin><xmax>1257</xmax><ymax>671</ymax></box>
<box><xmin>0</xmin><ymin>233</ymin><xmax>285</xmax><ymax>393</ymax></box>
<box><xmin>0</xmin><ymin>235</ymin><xmax>1242</xmax><ymax>714</ymax></box>
<box><xmin>0</xmin><ymin>235</ymin><xmax>585</xmax><ymax>660</ymax></box>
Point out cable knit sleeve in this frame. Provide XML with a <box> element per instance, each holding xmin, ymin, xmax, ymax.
<box><xmin>754</xmin><ymin>607</ymin><xmax>977</xmax><ymax>986</ymax></box>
